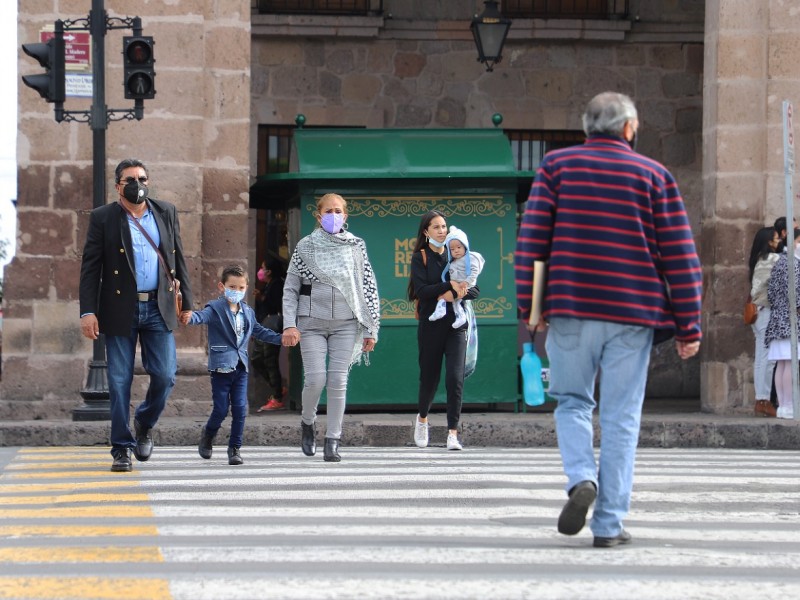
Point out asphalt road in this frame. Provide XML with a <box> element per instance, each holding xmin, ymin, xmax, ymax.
<box><xmin>1</xmin><ymin>445</ymin><xmax>799</xmax><ymax>599</ymax></box>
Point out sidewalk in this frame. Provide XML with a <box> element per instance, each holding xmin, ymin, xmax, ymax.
<box><xmin>1</xmin><ymin>403</ymin><xmax>799</xmax><ymax>449</ymax></box>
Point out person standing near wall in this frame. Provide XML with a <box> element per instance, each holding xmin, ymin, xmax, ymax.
<box><xmin>253</xmin><ymin>259</ymin><xmax>287</xmax><ymax>411</ymax></box>
<box><xmin>514</xmin><ymin>92</ymin><xmax>702</xmax><ymax>548</ymax></box>
<box><xmin>748</xmin><ymin>226</ymin><xmax>780</xmax><ymax>417</ymax></box>
<box><xmin>79</xmin><ymin>158</ymin><xmax>193</xmax><ymax>473</ymax></box>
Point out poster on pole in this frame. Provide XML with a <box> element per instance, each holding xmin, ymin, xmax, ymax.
<box><xmin>782</xmin><ymin>100</ymin><xmax>799</xmax><ymax>419</ymax></box>
<box><xmin>40</xmin><ymin>28</ymin><xmax>93</xmax><ymax>98</ymax></box>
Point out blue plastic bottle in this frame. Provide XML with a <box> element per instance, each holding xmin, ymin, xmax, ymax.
<box><xmin>521</xmin><ymin>342</ymin><xmax>545</xmax><ymax>406</ymax></box>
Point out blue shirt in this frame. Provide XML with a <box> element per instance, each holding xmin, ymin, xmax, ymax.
<box><xmin>128</xmin><ymin>207</ymin><xmax>161</xmax><ymax>292</ymax></box>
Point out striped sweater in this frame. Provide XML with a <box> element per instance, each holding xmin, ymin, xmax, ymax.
<box><xmin>514</xmin><ymin>135</ymin><xmax>702</xmax><ymax>342</ymax></box>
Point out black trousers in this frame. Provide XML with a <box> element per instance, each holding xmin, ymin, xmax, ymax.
<box><xmin>417</xmin><ymin>318</ymin><xmax>467</xmax><ymax>430</ymax></box>
<box><xmin>251</xmin><ymin>339</ymin><xmax>283</xmax><ymax>400</ymax></box>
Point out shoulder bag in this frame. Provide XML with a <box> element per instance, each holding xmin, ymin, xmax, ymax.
<box><xmin>119</xmin><ymin>201</ymin><xmax>183</xmax><ymax>318</ymax></box>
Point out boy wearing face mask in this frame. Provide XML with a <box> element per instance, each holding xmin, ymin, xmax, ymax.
<box><xmin>180</xmin><ymin>264</ymin><xmax>282</xmax><ymax>465</ymax></box>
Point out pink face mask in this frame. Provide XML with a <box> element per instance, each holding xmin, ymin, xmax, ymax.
<box><xmin>257</xmin><ymin>268</ymin><xmax>267</xmax><ymax>282</ymax></box>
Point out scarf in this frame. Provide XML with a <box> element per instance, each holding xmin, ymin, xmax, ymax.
<box><xmin>288</xmin><ymin>227</ymin><xmax>381</xmax><ymax>366</ymax></box>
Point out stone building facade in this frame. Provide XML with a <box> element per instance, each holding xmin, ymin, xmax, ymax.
<box><xmin>3</xmin><ymin>0</ymin><xmax>797</xmax><ymax>417</ymax></box>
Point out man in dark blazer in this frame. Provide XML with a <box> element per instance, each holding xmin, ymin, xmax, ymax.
<box><xmin>79</xmin><ymin>158</ymin><xmax>193</xmax><ymax>472</ymax></box>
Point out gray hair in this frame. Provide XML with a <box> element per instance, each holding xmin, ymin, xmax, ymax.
<box><xmin>581</xmin><ymin>92</ymin><xmax>638</xmax><ymax>137</ymax></box>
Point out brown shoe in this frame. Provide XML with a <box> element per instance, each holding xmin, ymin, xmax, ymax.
<box><xmin>755</xmin><ymin>400</ymin><xmax>777</xmax><ymax>418</ymax></box>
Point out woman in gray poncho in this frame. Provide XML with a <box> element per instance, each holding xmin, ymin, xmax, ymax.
<box><xmin>281</xmin><ymin>193</ymin><xmax>381</xmax><ymax>461</ymax></box>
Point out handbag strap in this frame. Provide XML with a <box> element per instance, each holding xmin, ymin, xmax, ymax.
<box><xmin>119</xmin><ymin>201</ymin><xmax>176</xmax><ymax>286</ymax></box>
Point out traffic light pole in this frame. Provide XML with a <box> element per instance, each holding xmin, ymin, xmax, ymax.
<box><xmin>21</xmin><ymin>1</ymin><xmax>151</xmax><ymax>419</ymax></box>
<box><xmin>73</xmin><ymin>0</ymin><xmax>111</xmax><ymax>421</ymax></box>
<box><xmin>72</xmin><ymin>2</ymin><xmax>143</xmax><ymax>421</ymax></box>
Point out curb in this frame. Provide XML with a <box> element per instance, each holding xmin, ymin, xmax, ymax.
<box><xmin>2</xmin><ymin>413</ymin><xmax>799</xmax><ymax>450</ymax></box>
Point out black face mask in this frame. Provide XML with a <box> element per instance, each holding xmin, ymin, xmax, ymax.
<box><xmin>627</xmin><ymin>131</ymin><xmax>638</xmax><ymax>152</ymax></box>
<box><xmin>122</xmin><ymin>180</ymin><xmax>148</xmax><ymax>204</ymax></box>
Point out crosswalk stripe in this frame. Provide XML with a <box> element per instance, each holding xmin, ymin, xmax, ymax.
<box><xmin>1</xmin><ymin>446</ymin><xmax>798</xmax><ymax>599</ymax></box>
<box><xmin>0</xmin><ymin>493</ymin><xmax>150</xmax><ymax>505</ymax></box>
<box><xmin>0</xmin><ymin>525</ymin><xmax>159</xmax><ymax>537</ymax></box>
<box><xmin>0</xmin><ymin>506</ymin><xmax>155</xmax><ymax>519</ymax></box>
<box><xmin>0</xmin><ymin>577</ymin><xmax>171</xmax><ymax>600</ymax></box>
<box><xmin>0</xmin><ymin>547</ymin><xmax>164</xmax><ymax>563</ymax></box>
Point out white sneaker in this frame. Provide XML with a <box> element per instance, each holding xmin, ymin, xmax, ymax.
<box><xmin>446</xmin><ymin>432</ymin><xmax>462</xmax><ymax>451</ymax></box>
<box><xmin>452</xmin><ymin>314</ymin><xmax>467</xmax><ymax>329</ymax></box>
<box><xmin>777</xmin><ymin>406</ymin><xmax>795</xmax><ymax>419</ymax></box>
<box><xmin>414</xmin><ymin>416</ymin><xmax>429</xmax><ymax>448</ymax></box>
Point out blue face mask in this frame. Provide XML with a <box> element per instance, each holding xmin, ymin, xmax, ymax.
<box><xmin>224</xmin><ymin>288</ymin><xmax>245</xmax><ymax>304</ymax></box>
<box><xmin>428</xmin><ymin>237</ymin><xmax>445</xmax><ymax>248</ymax></box>
<box><xmin>321</xmin><ymin>213</ymin><xmax>346</xmax><ymax>234</ymax></box>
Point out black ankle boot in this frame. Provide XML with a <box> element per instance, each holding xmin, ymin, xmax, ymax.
<box><xmin>198</xmin><ymin>427</ymin><xmax>215</xmax><ymax>459</ymax></box>
<box><xmin>323</xmin><ymin>437</ymin><xmax>341</xmax><ymax>462</ymax></box>
<box><xmin>301</xmin><ymin>421</ymin><xmax>316</xmax><ymax>456</ymax></box>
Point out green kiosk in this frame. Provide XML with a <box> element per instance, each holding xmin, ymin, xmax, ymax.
<box><xmin>250</xmin><ymin>127</ymin><xmax>533</xmax><ymax>409</ymax></box>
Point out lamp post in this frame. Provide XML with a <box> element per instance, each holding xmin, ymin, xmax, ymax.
<box><xmin>470</xmin><ymin>1</ymin><xmax>512</xmax><ymax>72</ymax></box>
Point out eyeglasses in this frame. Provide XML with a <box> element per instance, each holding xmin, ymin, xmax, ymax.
<box><xmin>120</xmin><ymin>176</ymin><xmax>148</xmax><ymax>184</ymax></box>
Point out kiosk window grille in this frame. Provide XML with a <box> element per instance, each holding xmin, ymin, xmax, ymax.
<box><xmin>506</xmin><ymin>130</ymin><xmax>585</xmax><ymax>171</ymax></box>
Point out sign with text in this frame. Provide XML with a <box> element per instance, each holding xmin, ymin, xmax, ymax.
<box><xmin>66</xmin><ymin>73</ymin><xmax>93</xmax><ymax>98</ymax></box>
<box><xmin>40</xmin><ymin>30</ymin><xmax>91</xmax><ymax>70</ymax></box>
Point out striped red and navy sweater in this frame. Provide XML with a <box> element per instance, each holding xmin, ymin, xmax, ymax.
<box><xmin>514</xmin><ymin>135</ymin><xmax>702</xmax><ymax>342</ymax></box>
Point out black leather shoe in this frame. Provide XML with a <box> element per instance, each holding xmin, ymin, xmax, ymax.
<box><xmin>227</xmin><ymin>446</ymin><xmax>243</xmax><ymax>466</ymax></box>
<box><xmin>323</xmin><ymin>437</ymin><xmax>341</xmax><ymax>462</ymax></box>
<box><xmin>111</xmin><ymin>448</ymin><xmax>132</xmax><ymax>472</ymax></box>
<box><xmin>198</xmin><ymin>427</ymin><xmax>215</xmax><ymax>460</ymax></box>
<box><xmin>133</xmin><ymin>419</ymin><xmax>153</xmax><ymax>462</ymax></box>
<box><xmin>593</xmin><ymin>529</ymin><xmax>632</xmax><ymax>548</ymax></box>
<box><xmin>557</xmin><ymin>480</ymin><xmax>597</xmax><ymax>535</ymax></box>
<box><xmin>301</xmin><ymin>422</ymin><xmax>316</xmax><ymax>456</ymax></box>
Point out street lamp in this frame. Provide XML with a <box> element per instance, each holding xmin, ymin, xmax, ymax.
<box><xmin>470</xmin><ymin>1</ymin><xmax>512</xmax><ymax>72</ymax></box>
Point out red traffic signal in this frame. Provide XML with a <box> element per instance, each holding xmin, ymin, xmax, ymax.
<box><xmin>21</xmin><ymin>33</ymin><xmax>66</xmax><ymax>103</ymax></box>
<box><xmin>123</xmin><ymin>36</ymin><xmax>156</xmax><ymax>100</ymax></box>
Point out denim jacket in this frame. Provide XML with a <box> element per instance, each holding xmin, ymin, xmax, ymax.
<box><xmin>189</xmin><ymin>297</ymin><xmax>281</xmax><ymax>372</ymax></box>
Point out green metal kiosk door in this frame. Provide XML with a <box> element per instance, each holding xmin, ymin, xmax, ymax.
<box><xmin>299</xmin><ymin>194</ymin><xmax>518</xmax><ymax>407</ymax></box>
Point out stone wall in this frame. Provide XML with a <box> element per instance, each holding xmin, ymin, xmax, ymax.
<box><xmin>6</xmin><ymin>0</ymin><xmax>714</xmax><ymax>417</ymax></box>
<box><xmin>4</xmin><ymin>0</ymin><xmax>252</xmax><ymax>418</ymax></box>
<box><xmin>702</xmin><ymin>0</ymin><xmax>800</xmax><ymax>413</ymax></box>
<box><xmin>251</xmin><ymin>1</ymin><xmax>705</xmax><ymax>401</ymax></box>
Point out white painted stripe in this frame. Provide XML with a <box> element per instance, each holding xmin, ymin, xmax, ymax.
<box><xmin>168</xmin><ymin>578</ymin><xmax>800</xmax><ymax>600</ymax></box>
<box><xmin>158</xmin><ymin>545</ymin><xmax>800</xmax><ymax>569</ymax></box>
<box><xmin>155</xmin><ymin>523</ymin><xmax>800</xmax><ymax>543</ymax></box>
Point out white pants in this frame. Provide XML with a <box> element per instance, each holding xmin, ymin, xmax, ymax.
<box><xmin>752</xmin><ymin>307</ymin><xmax>774</xmax><ymax>400</ymax></box>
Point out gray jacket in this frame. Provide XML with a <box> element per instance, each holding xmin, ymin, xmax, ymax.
<box><xmin>283</xmin><ymin>272</ymin><xmax>364</xmax><ymax>333</ymax></box>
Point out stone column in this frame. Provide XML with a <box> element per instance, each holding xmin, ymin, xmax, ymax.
<box><xmin>4</xmin><ymin>0</ymin><xmax>252</xmax><ymax>417</ymax></box>
<box><xmin>701</xmin><ymin>0</ymin><xmax>800</xmax><ymax>413</ymax></box>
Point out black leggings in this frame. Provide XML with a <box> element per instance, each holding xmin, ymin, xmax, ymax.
<box><xmin>417</xmin><ymin>319</ymin><xmax>467</xmax><ymax>430</ymax></box>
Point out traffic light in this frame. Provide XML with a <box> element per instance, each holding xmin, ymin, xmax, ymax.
<box><xmin>123</xmin><ymin>36</ymin><xmax>156</xmax><ymax>100</ymax></box>
<box><xmin>21</xmin><ymin>31</ymin><xmax>66</xmax><ymax>103</ymax></box>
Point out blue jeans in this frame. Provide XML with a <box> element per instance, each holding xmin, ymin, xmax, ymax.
<box><xmin>207</xmin><ymin>364</ymin><xmax>249</xmax><ymax>448</ymax></box>
<box><xmin>546</xmin><ymin>317</ymin><xmax>654</xmax><ymax>538</ymax></box>
<box><xmin>106</xmin><ymin>299</ymin><xmax>177</xmax><ymax>452</ymax></box>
